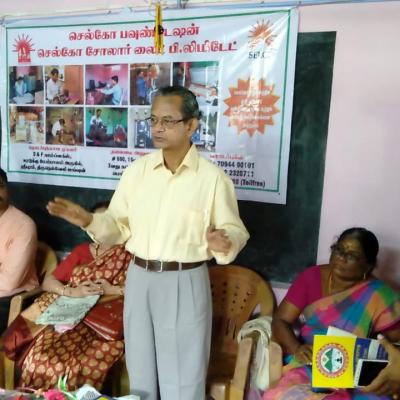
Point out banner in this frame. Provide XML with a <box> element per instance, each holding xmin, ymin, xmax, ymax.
<box><xmin>0</xmin><ymin>7</ymin><xmax>298</xmax><ymax>204</ymax></box>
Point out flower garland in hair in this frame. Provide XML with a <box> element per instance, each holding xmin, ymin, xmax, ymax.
<box><xmin>154</xmin><ymin>2</ymin><xmax>164</xmax><ymax>54</ymax></box>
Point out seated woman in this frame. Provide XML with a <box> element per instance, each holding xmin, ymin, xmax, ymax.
<box><xmin>263</xmin><ymin>227</ymin><xmax>400</xmax><ymax>400</ymax></box>
<box><xmin>2</xmin><ymin>202</ymin><xmax>132</xmax><ymax>391</ymax></box>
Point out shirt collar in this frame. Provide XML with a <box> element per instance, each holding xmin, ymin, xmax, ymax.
<box><xmin>152</xmin><ymin>144</ymin><xmax>199</xmax><ymax>172</ymax></box>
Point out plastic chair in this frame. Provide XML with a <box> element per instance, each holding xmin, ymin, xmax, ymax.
<box><xmin>4</xmin><ymin>241</ymin><xmax>58</xmax><ymax>389</ymax></box>
<box><xmin>207</xmin><ymin>265</ymin><xmax>275</xmax><ymax>400</ymax></box>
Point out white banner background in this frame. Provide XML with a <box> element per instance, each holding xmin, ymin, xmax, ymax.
<box><xmin>1</xmin><ymin>7</ymin><xmax>298</xmax><ymax>203</ymax></box>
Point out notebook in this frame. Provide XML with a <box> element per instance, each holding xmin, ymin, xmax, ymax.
<box><xmin>36</xmin><ymin>294</ymin><xmax>100</xmax><ymax>325</ymax></box>
<box><xmin>312</xmin><ymin>328</ymin><xmax>388</xmax><ymax>389</ymax></box>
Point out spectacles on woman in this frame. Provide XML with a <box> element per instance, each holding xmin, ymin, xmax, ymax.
<box><xmin>146</xmin><ymin>116</ymin><xmax>188</xmax><ymax>129</ymax></box>
<box><xmin>330</xmin><ymin>244</ymin><xmax>364</xmax><ymax>264</ymax></box>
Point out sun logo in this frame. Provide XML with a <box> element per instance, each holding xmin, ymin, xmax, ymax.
<box><xmin>13</xmin><ymin>34</ymin><xmax>35</xmax><ymax>63</ymax></box>
<box><xmin>223</xmin><ymin>78</ymin><xmax>280</xmax><ymax>137</ymax></box>
<box><xmin>248</xmin><ymin>20</ymin><xmax>276</xmax><ymax>50</ymax></box>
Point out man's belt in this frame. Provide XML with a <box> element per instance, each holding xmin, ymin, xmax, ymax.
<box><xmin>133</xmin><ymin>256</ymin><xmax>205</xmax><ymax>272</ymax></box>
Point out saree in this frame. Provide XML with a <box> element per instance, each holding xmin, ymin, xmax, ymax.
<box><xmin>263</xmin><ymin>279</ymin><xmax>400</xmax><ymax>400</ymax></box>
<box><xmin>3</xmin><ymin>244</ymin><xmax>132</xmax><ymax>391</ymax></box>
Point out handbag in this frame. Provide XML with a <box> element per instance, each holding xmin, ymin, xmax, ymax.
<box><xmin>83</xmin><ymin>296</ymin><xmax>124</xmax><ymax>341</ymax></box>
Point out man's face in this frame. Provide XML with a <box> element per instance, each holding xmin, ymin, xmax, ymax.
<box><xmin>150</xmin><ymin>95</ymin><xmax>198</xmax><ymax>152</ymax></box>
<box><xmin>52</xmin><ymin>73</ymin><xmax>58</xmax><ymax>82</ymax></box>
<box><xmin>0</xmin><ymin>178</ymin><xmax>10</xmax><ymax>212</ymax></box>
<box><xmin>96</xmin><ymin>110</ymin><xmax>102</xmax><ymax>118</ymax></box>
<box><xmin>111</xmin><ymin>79</ymin><xmax>117</xmax><ymax>86</ymax></box>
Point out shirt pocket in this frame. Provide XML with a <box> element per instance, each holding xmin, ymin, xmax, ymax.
<box><xmin>179</xmin><ymin>209</ymin><xmax>206</xmax><ymax>245</ymax></box>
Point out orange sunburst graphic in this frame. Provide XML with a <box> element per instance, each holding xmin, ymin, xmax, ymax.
<box><xmin>13</xmin><ymin>34</ymin><xmax>35</xmax><ymax>63</ymax></box>
<box><xmin>223</xmin><ymin>78</ymin><xmax>280</xmax><ymax>137</ymax></box>
<box><xmin>248</xmin><ymin>20</ymin><xmax>276</xmax><ymax>50</ymax></box>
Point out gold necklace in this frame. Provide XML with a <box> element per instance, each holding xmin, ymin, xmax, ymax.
<box><xmin>328</xmin><ymin>270</ymin><xmax>333</xmax><ymax>295</ymax></box>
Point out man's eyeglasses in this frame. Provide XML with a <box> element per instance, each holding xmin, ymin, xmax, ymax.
<box><xmin>330</xmin><ymin>244</ymin><xmax>363</xmax><ymax>264</ymax></box>
<box><xmin>146</xmin><ymin>116</ymin><xmax>187</xmax><ymax>129</ymax></box>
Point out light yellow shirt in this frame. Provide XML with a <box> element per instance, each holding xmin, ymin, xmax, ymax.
<box><xmin>86</xmin><ymin>145</ymin><xmax>249</xmax><ymax>264</ymax></box>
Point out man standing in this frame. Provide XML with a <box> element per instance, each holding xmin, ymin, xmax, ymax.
<box><xmin>0</xmin><ymin>169</ymin><xmax>38</xmax><ymax>334</ymax></box>
<box><xmin>90</xmin><ymin>109</ymin><xmax>103</xmax><ymax>127</ymax></box>
<box><xmin>101</xmin><ymin>75</ymin><xmax>122</xmax><ymax>105</ymax></box>
<box><xmin>136</xmin><ymin>70</ymin><xmax>147</xmax><ymax>105</ymax></box>
<box><xmin>51</xmin><ymin>118</ymin><xmax>66</xmax><ymax>138</ymax></box>
<box><xmin>14</xmin><ymin>76</ymin><xmax>27</xmax><ymax>97</ymax></box>
<box><xmin>47</xmin><ymin>86</ymin><xmax>249</xmax><ymax>400</ymax></box>
<box><xmin>46</xmin><ymin>68</ymin><xmax>63</xmax><ymax>103</ymax></box>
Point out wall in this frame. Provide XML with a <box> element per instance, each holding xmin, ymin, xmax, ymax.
<box><xmin>298</xmin><ymin>2</ymin><xmax>400</xmax><ymax>288</ymax></box>
<box><xmin>2</xmin><ymin>1</ymin><xmax>400</xmax><ymax>286</ymax></box>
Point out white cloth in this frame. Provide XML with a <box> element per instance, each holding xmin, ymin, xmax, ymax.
<box><xmin>90</xmin><ymin>115</ymin><xmax>103</xmax><ymax>126</ymax></box>
<box><xmin>14</xmin><ymin>81</ymin><xmax>27</xmax><ymax>97</ymax></box>
<box><xmin>237</xmin><ymin>316</ymin><xmax>273</xmax><ymax>391</ymax></box>
<box><xmin>51</xmin><ymin>120</ymin><xmax>63</xmax><ymax>136</ymax></box>
<box><xmin>46</xmin><ymin>78</ymin><xmax>62</xmax><ymax>101</ymax></box>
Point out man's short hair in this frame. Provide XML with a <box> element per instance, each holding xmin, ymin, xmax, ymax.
<box><xmin>154</xmin><ymin>86</ymin><xmax>201</xmax><ymax>120</ymax></box>
<box><xmin>0</xmin><ymin>169</ymin><xmax>8</xmax><ymax>184</ymax></box>
<box><xmin>96</xmin><ymin>109</ymin><xmax>102</xmax><ymax>113</ymax></box>
<box><xmin>111</xmin><ymin>75</ymin><xmax>119</xmax><ymax>83</ymax></box>
<box><xmin>50</xmin><ymin>68</ymin><xmax>59</xmax><ymax>76</ymax></box>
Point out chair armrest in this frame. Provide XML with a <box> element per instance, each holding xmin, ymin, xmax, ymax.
<box><xmin>7</xmin><ymin>287</ymin><xmax>43</xmax><ymax>326</ymax></box>
<box><xmin>229</xmin><ymin>336</ymin><xmax>254</xmax><ymax>400</ymax></box>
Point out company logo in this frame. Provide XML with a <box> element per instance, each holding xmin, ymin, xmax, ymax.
<box><xmin>316</xmin><ymin>343</ymin><xmax>349</xmax><ymax>378</ymax></box>
<box><xmin>248</xmin><ymin>20</ymin><xmax>276</xmax><ymax>50</ymax></box>
<box><xmin>223</xmin><ymin>78</ymin><xmax>280</xmax><ymax>137</ymax></box>
<box><xmin>13</xmin><ymin>34</ymin><xmax>35</xmax><ymax>64</ymax></box>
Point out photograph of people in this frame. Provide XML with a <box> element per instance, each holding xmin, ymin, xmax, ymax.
<box><xmin>173</xmin><ymin>61</ymin><xmax>220</xmax><ymax>107</ymax></box>
<box><xmin>129</xmin><ymin>63</ymin><xmax>171</xmax><ymax>105</ymax></box>
<box><xmin>46</xmin><ymin>107</ymin><xmax>84</xmax><ymax>145</ymax></box>
<box><xmin>15</xmin><ymin>77</ymin><xmax>27</xmax><ymax>97</ymax></box>
<box><xmin>86</xmin><ymin>107</ymin><xmax>128</xmax><ymax>148</ymax></box>
<box><xmin>85</xmin><ymin>64</ymin><xmax>128</xmax><ymax>106</ymax></box>
<box><xmin>45</xmin><ymin>65</ymin><xmax>83</xmax><ymax>104</ymax></box>
<box><xmin>9</xmin><ymin>106</ymin><xmax>45</xmax><ymax>144</ymax></box>
<box><xmin>192</xmin><ymin>108</ymin><xmax>218</xmax><ymax>152</ymax></box>
<box><xmin>9</xmin><ymin>66</ymin><xmax>44</xmax><ymax>104</ymax></box>
<box><xmin>130</xmin><ymin>107</ymin><xmax>153</xmax><ymax>149</ymax></box>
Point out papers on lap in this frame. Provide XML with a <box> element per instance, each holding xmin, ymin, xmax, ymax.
<box><xmin>312</xmin><ymin>326</ymin><xmax>388</xmax><ymax>389</ymax></box>
<box><xmin>36</xmin><ymin>295</ymin><xmax>100</xmax><ymax>325</ymax></box>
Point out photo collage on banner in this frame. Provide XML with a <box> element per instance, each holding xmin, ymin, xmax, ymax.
<box><xmin>8</xmin><ymin>61</ymin><xmax>219</xmax><ymax>152</ymax></box>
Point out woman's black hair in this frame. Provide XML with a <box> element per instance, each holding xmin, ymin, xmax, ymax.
<box><xmin>336</xmin><ymin>227</ymin><xmax>379</xmax><ymax>266</ymax></box>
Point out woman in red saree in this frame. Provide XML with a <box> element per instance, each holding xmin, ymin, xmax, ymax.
<box><xmin>263</xmin><ymin>227</ymin><xmax>400</xmax><ymax>400</ymax></box>
<box><xmin>3</xmin><ymin>203</ymin><xmax>132</xmax><ymax>391</ymax></box>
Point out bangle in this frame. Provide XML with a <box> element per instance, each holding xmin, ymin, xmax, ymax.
<box><xmin>118</xmin><ymin>286</ymin><xmax>124</xmax><ymax>296</ymax></box>
<box><xmin>60</xmin><ymin>284</ymin><xmax>69</xmax><ymax>296</ymax></box>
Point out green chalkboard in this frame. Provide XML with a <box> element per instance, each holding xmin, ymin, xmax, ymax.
<box><xmin>235</xmin><ymin>32</ymin><xmax>336</xmax><ymax>282</ymax></box>
<box><xmin>6</xmin><ymin>31</ymin><xmax>336</xmax><ymax>283</ymax></box>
